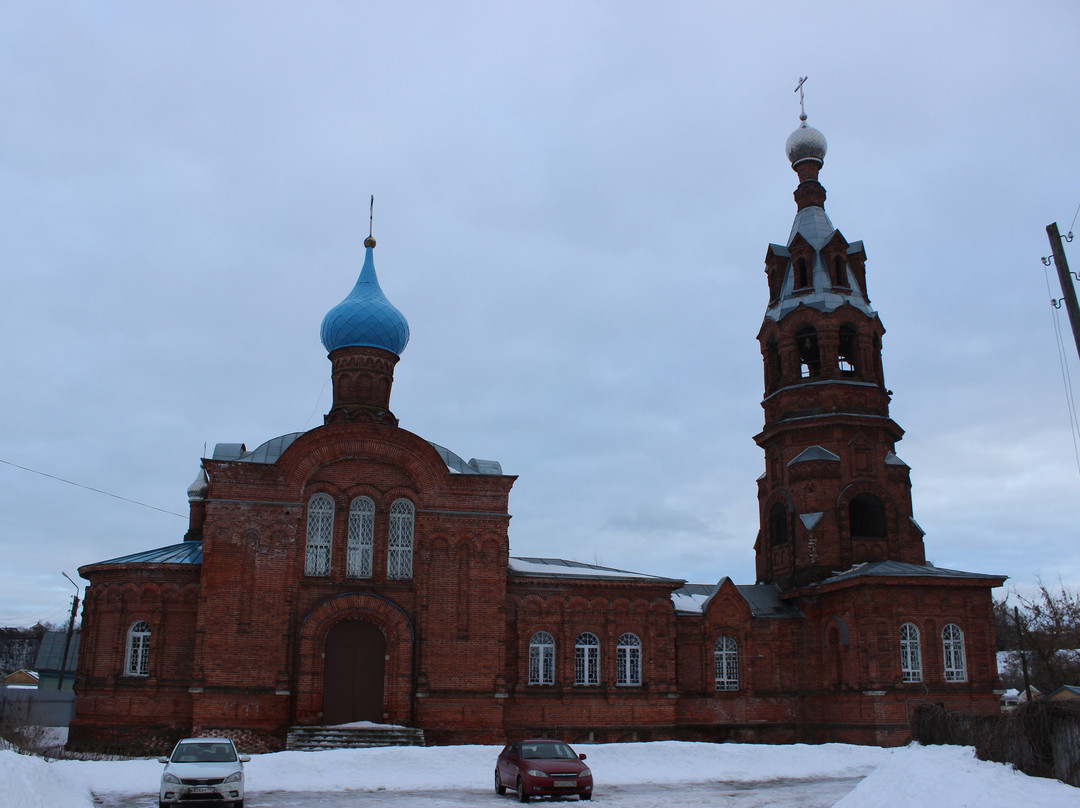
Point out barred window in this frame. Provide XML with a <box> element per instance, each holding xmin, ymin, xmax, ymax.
<box><xmin>900</xmin><ymin>623</ymin><xmax>922</xmax><ymax>682</ymax></box>
<box><xmin>942</xmin><ymin>624</ymin><xmax>967</xmax><ymax>682</ymax></box>
<box><xmin>125</xmin><ymin>621</ymin><xmax>151</xmax><ymax>677</ymax></box>
<box><xmin>616</xmin><ymin>633</ymin><xmax>642</xmax><ymax>686</ymax></box>
<box><xmin>528</xmin><ymin>631</ymin><xmax>555</xmax><ymax>685</ymax></box>
<box><xmin>346</xmin><ymin>497</ymin><xmax>375</xmax><ymax>578</ymax></box>
<box><xmin>387</xmin><ymin>498</ymin><xmax>414</xmax><ymax>580</ymax></box>
<box><xmin>305</xmin><ymin>493</ymin><xmax>334</xmax><ymax>576</ymax></box>
<box><xmin>575</xmin><ymin>632</ymin><xmax>600</xmax><ymax>686</ymax></box>
<box><xmin>714</xmin><ymin>635</ymin><xmax>739</xmax><ymax>691</ymax></box>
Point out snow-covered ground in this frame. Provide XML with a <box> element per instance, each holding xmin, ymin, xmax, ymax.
<box><xmin>2</xmin><ymin>740</ymin><xmax>1076</xmax><ymax>808</ymax></box>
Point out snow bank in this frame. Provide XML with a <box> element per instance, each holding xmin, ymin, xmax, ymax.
<box><xmin>0</xmin><ymin>749</ymin><xmax>94</xmax><ymax>808</ymax></box>
<box><xmin>22</xmin><ymin>740</ymin><xmax>1080</xmax><ymax>807</ymax></box>
<box><xmin>834</xmin><ymin>744</ymin><xmax>1079</xmax><ymax>808</ymax></box>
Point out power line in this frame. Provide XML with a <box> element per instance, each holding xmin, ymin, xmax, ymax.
<box><xmin>0</xmin><ymin>457</ymin><xmax>186</xmax><ymax>519</ymax></box>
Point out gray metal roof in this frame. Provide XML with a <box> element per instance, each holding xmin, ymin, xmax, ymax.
<box><xmin>93</xmin><ymin>541</ymin><xmax>203</xmax><ymax>566</ymax></box>
<box><xmin>34</xmin><ymin>631</ymin><xmax>79</xmax><ymax>672</ymax></box>
<box><xmin>210</xmin><ymin>432</ymin><xmax>503</xmax><ymax>475</ymax></box>
<box><xmin>788</xmin><ymin>445</ymin><xmax>840</xmax><ymax>464</ymax></box>
<box><xmin>672</xmin><ymin>582</ymin><xmax>804</xmax><ymax>617</ymax></box>
<box><xmin>818</xmin><ymin>560</ymin><xmax>1005</xmax><ymax>585</ymax></box>
<box><xmin>510</xmin><ymin>557</ymin><xmax>684</xmax><ymax>583</ymax></box>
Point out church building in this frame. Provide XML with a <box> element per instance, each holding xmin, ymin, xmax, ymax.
<box><xmin>69</xmin><ymin>113</ymin><xmax>1005</xmax><ymax>754</ymax></box>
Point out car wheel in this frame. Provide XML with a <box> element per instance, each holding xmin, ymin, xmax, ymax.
<box><xmin>234</xmin><ymin>802</ymin><xmax>244</xmax><ymax>808</ymax></box>
<box><xmin>495</xmin><ymin>769</ymin><xmax>506</xmax><ymax>795</ymax></box>
<box><xmin>516</xmin><ymin>776</ymin><xmax>529</xmax><ymax>803</ymax></box>
<box><xmin>579</xmin><ymin>794</ymin><xmax>592</xmax><ymax>800</ymax></box>
<box><xmin>159</xmin><ymin>803</ymin><xmax>168</xmax><ymax>808</ymax></box>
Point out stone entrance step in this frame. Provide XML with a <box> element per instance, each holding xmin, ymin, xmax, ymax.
<box><xmin>285</xmin><ymin>724</ymin><xmax>426</xmax><ymax>751</ymax></box>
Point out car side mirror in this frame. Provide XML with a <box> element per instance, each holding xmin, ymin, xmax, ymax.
<box><xmin>239</xmin><ymin>755</ymin><xmax>251</xmax><ymax>763</ymax></box>
<box><xmin>578</xmin><ymin>753</ymin><xmax>587</xmax><ymax>760</ymax></box>
<box><xmin>157</xmin><ymin>757</ymin><xmax>169</xmax><ymax>764</ymax></box>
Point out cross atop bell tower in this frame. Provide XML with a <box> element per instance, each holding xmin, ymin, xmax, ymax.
<box><xmin>753</xmin><ymin>103</ymin><xmax>926</xmax><ymax>590</ymax></box>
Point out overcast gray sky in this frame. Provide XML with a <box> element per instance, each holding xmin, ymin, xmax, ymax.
<box><xmin>2</xmin><ymin>1</ymin><xmax>1079</xmax><ymax>626</ymax></box>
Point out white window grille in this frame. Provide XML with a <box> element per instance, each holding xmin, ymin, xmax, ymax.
<box><xmin>942</xmin><ymin>624</ymin><xmax>967</xmax><ymax>682</ymax></box>
<box><xmin>125</xmin><ymin>621</ymin><xmax>151</xmax><ymax>676</ymax></box>
<box><xmin>388</xmin><ymin>498</ymin><xmax>414</xmax><ymax>579</ymax></box>
<box><xmin>305</xmin><ymin>493</ymin><xmax>334</xmax><ymax>576</ymax></box>
<box><xmin>528</xmin><ymin>631</ymin><xmax>555</xmax><ymax>685</ymax></box>
<box><xmin>575</xmin><ymin>632</ymin><xmax>600</xmax><ymax>686</ymax></box>
<box><xmin>900</xmin><ymin>623</ymin><xmax>922</xmax><ymax>682</ymax></box>
<box><xmin>616</xmin><ymin>633</ymin><xmax>642</xmax><ymax>686</ymax></box>
<box><xmin>714</xmin><ymin>635</ymin><xmax>739</xmax><ymax>691</ymax></box>
<box><xmin>346</xmin><ymin>497</ymin><xmax>375</xmax><ymax>578</ymax></box>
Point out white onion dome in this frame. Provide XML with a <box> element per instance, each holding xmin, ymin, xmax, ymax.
<box><xmin>320</xmin><ymin>237</ymin><xmax>410</xmax><ymax>356</ymax></box>
<box><xmin>785</xmin><ymin>118</ymin><xmax>827</xmax><ymax>167</ymax></box>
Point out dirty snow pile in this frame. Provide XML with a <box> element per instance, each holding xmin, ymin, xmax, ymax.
<box><xmin>2</xmin><ymin>740</ymin><xmax>1077</xmax><ymax>807</ymax></box>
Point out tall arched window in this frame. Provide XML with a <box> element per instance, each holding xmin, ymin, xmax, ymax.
<box><xmin>900</xmin><ymin>623</ymin><xmax>922</xmax><ymax>682</ymax></box>
<box><xmin>528</xmin><ymin>631</ymin><xmax>555</xmax><ymax>685</ymax></box>
<box><xmin>305</xmin><ymin>493</ymin><xmax>334</xmax><ymax>576</ymax></box>
<box><xmin>833</xmin><ymin>255</ymin><xmax>848</xmax><ymax>287</ymax></box>
<box><xmin>838</xmin><ymin>324</ymin><xmax>858</xmax><ymax>377</ymax></box>
<box><xmin>575</xmin><ymin>632</ymin><xmax>600</xmax><ymax>686</ymax></box>
<box><xmin>616</xmin><ymin>633</ymin><xmax>642</xmax><ymax>686</ymax></box>
<box><xmin>849</xmin><ymin>493</ymin><xmax>887</xmax><ymax>538</ymax></box>
<box><xmin>125</xmin><ymin>621</ymin><xmax>151</xmax><ymax>677</ymax></box>
<box><xmin>346</xmin><ymin>496</ymin><xmax>375</xmax><ymax>578</ymax></box>
<box><xmin>714</xmin><ymin>635</ymin><xmax>739</xmax><ymax>691</ymax></box>
<box><xmin>388</xmin><ymin>498</ymin><xmax>414</xmax><ymax>579</ymax></box>
<box><xmin>794</xmin><ymin>257</ymin><xmax>811</xmax><ymax>289</ymax></box>
<box><xmin>942</xmin><ymin>624</ymin><xmax>967</xmax><ymax>682</ymax></box>
<box><xmin>770</xmin><ymin>502</ymin><xmax>789</xmax><ymax>546</ymax></box>
<box><xmin>796</xmin><ymin>326</ymin><xmax>821</xmax><ymax>378</ymax></box>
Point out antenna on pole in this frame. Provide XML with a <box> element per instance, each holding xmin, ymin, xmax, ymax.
<box><xmin>795</xmin><ymin>76</ymin><xmax>809</xmax><ymax>122</ymax></box>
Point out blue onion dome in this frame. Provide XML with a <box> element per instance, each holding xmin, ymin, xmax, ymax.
<box><xmin>320</xmin><ymin>236</ymin><xmax>410</xmax><ymax>356</ymax></box>
<box><xmin>785</xmin><ymin>116</ymin><xmax>827</xmax><ymax>167</ymax></box>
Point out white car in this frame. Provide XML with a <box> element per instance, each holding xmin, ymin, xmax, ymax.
<box><xmin>158</xmin><ymin>737</ymin><xmax>250</xmax><ymax>808</ymax></box>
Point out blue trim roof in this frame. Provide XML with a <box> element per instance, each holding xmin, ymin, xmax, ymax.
<box><xmin>93</xmin><ymin>542</ymin><xmax>203</xmax><ymax>566</ymax></box>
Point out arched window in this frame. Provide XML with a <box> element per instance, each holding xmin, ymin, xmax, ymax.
<box><xmin>796</xmin><ymin>326</ymin><xmax>821</xmax><ymax>378</ymax></box>
<box><xmin>714</xmin><ymin>635</ymin><xmax>739</xmax><ymax>691</ymax></box>
<box><xmin>528</xmin><ymin>631</ymin><xmax>555</xmax><ymax>685</ymax></box>
<box><xmin>942</xmin><ymin>624</ymin><xmax>967</xmax><ymax>682</ymax></box>
<box><xmin>616</xmin><ymin>633</ymin><xmax>642</xmax><ymax>686</ymax></box>
<box><xmin>900</xmin><ymin>623</ymin><xmax>922</xmax><ymax>682</ymax></box>
<box><xmin>769</xmin><ymin>502</ymin><xmax>789</xmax><ymax>546</ymax></box>
<box><xmin>346</xmin><ymin>496</ymin><xmax>375</xmax><ymax>578</ymax></box>
<box><xmin>765</xmin><ymin>339</ymin><xmax>782</xmax><ymax>390</ymax></box>
<box><xmin>125</xmin><ymin>621</ymin><xmax>151</xmax><ymax>677</ymax></box>
<box><xmin>387</xmin><ymin>498</ymin><xmax>414</xmax><ymax>579</ymax></box>
<box><xmin>833</xmin><ymin>255</ymin><xmax>848</xmax><ymax>287</ymax></box>
<box><xmin>838</xmin><ymin>324</ymin><xmax>858</xmax><ymax>377</ymax></box>
<box><xmin>849</xmin><ymin>493</ymin><xmax>887</xmax><ymax>538</ymax></box>
<box><xmin>575</xmin><ymin>632</ymin><xmax>600</xmax><ymax>686</ymax></box>
<box><xmin>794</xmin><ymin>257</ymin><xmax>811</xmax><ymax>289</ymax></box>
<box><xmin>305</xmin><ymin>493</ymin><xmax>334</xmax><ymax>576</ymax></box>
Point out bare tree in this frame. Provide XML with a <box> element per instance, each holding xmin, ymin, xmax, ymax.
<box><xmin>996</xmin><ymin>582</ymin><xmax>1080</xmax><ymax>695</ymax></box>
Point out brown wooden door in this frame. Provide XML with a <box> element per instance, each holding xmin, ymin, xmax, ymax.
<box><xmin>323</xmin><ymin>620</ymin><xmax>386</xmax><ymax>724</ymax></box>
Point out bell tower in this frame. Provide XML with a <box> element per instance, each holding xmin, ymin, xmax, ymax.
<box><xmin>754</xmin><ymin>102</ymin><xmax>926</xmax><ymax>590</ymax></box>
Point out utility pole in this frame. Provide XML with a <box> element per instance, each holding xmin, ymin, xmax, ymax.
<box><xmin>58</xmin><ymin>572</ymin><xmax>80</xmax><ymax>692</ymax></box>
<box><xmin>1014</xmin><ymin>606</ymin><xmax>1032</xmax><ymax>703</ymax></box>
<box><xmin>1045</xmin><ymin>222</ymin><xmax>1080</xmax><ymax>365</ymax></box>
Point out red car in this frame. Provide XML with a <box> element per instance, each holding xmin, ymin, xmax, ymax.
<box><xmin>495</xmin><ymin>738</ymin><xmax>593</xmax><ymax>802</ymax></box>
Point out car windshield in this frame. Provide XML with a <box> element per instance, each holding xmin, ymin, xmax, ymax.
<box><xmin>520</xmin><ymin>742</ymin><xmax>577</xmax><ymax>760</ymax></box>
<box><xmin>172</xmin><ymin>742</ymin><xmax>237</xmax><ymax>763</ymax></box>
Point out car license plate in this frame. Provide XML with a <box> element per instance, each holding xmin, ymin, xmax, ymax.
<box><xmin>554</xmin><ymin>780</ymin><xmax>577</xmax><ymax>787</ymax></box>
<box><xmin>189</xmin><ymin>786</ymin><xmax>216</xmax><ymax>793</ymax></box>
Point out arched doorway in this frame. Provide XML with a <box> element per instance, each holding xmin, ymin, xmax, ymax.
<box><xmin>323</xmin><ymin>620</ymin><xmax>386</xmax><ymax>724</ymax></box>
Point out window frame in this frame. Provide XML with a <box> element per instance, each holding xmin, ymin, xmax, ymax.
<box><xmin>124</xmin><ymin>620</ymin><xmax>151</xmax><ymax>677</ymax></box>
<box><xmin>528</xmin><ymin>631</ymin><xmax>556</xmax><ymax>685</ymax></box>
<box><xmin>616</xmin><ymin>633</ymin><xmax>642</xmax><ymax>686</ymax></box>
<box><xmin>387</xmin><ymin>498</ymin><xmax>414</xmax><ymax>580</ymax></box>
<box><xmin>346</xmin><ymin>496</ymin><xmax>375</xmax><ymax>578</ymax></box>
<box><xmin>574</xmin><ymin>632</ymin><xmax>600</xmax><ymax>686</ymax></box>
<box><xmin>714</xmin><ymin>634</ymin><xmax>739</xmax><ymax>691</ymax></box>
<box><xmin>900</xmin><ymin>622</ymin><xmax>922</xmax><ymax>683</ymax></box>
<box><xmin>942</xmin><ymin>624</ymin><xmax>967</xmax><ymax>682</ymax></box>
<box><xmin>305</xmin><ymin>493</ymin><xmax>334</xmax><ymax>577</ymax></box>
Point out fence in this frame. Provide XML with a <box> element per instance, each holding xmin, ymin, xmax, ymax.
<box><xmin>911</xmin><ymin>701</ymin><xmax>1080</xmax><ymax>788</ymax></box>
<box><xmin>0</xmin><ymin>685</ymin><xmax>76</xmax><ymax>727</ymax></box>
